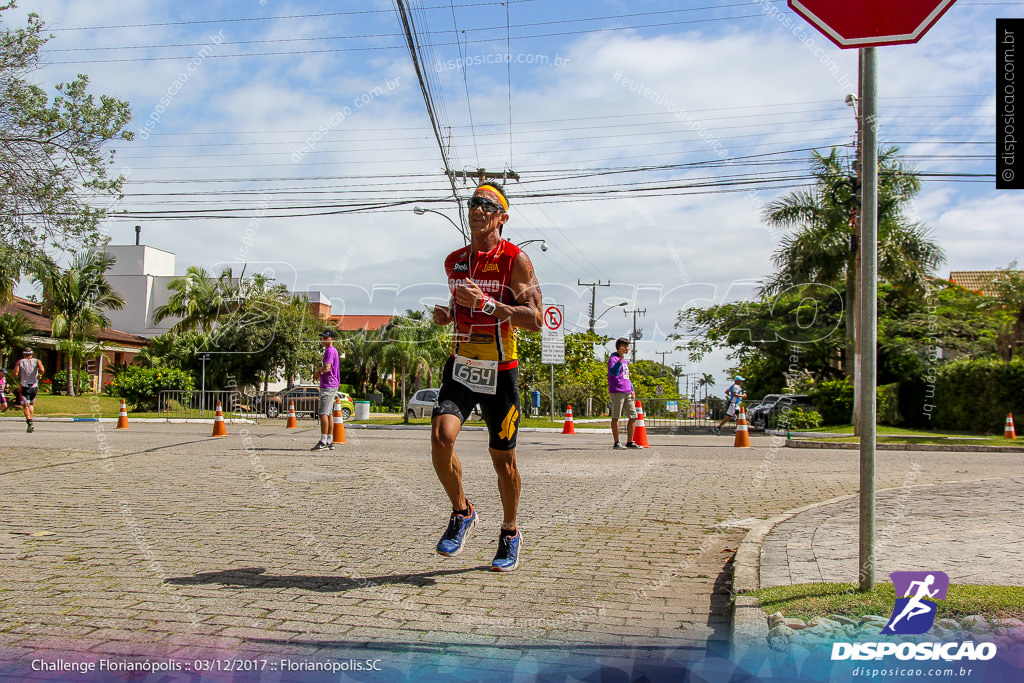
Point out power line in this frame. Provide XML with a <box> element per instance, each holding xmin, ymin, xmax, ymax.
<box><xmin>395</xmin><ymin>0</ymin><xmax>468</xmax><ymax>241</ymax></box>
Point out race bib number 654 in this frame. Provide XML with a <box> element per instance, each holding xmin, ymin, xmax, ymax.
<box><xmin>452</xmin><ymin>355</ymin><xmax>498</xmax><ymax>395</ymax></box>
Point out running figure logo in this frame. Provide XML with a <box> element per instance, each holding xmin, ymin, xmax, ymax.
<box><xmin>881</xmin><ymin>571</ymin><xmax>949</xmax><ymax>635</ymax></box>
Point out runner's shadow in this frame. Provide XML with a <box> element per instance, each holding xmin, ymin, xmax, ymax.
<box><xmin>166</xmin><ymin>566</ymin><xmax>485</xmax><ymax>592</ymax></box>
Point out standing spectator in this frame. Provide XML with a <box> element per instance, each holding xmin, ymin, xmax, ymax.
<box><xmin>14</xmin><ymin>348</ymin><xmax>44</xmax><ymax>433</ymax></box>
<box><xmin>0</xmin><ymin>367</ymin><xmax>8</xmax><ymax>412</ymax></box>
<box><xmin>714</xmin><ymin>375</ymin><xmax>747</xmax><ymax>436</ymax></box>
<box><xmin>608</xmin><ymin>337</ymin><xmax>640</xmax><ymax>449</ymax></box>
<box><xmin>311</xmin><ymin>329</ymin><xmax>341</xmax><ymax>451</ymax></box>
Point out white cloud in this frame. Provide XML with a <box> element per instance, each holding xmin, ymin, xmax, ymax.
<box><xmin>8</xmin><ymin>0</ymin><xmax>1007</xmax><ymax>382</ymax></box>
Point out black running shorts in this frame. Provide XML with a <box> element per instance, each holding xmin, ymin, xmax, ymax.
<box><xmin>433</xmin><ymin>356</ymin><xmax>522</xmax><ymax>451</ymax></box>
<box><xmin>20</xmin><ymin>385</ymin><xmax>37</xmax><ymax>405</ymax></box>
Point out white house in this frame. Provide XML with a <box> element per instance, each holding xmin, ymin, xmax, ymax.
<box><xmin>102</xmin><ymin>244</ymin><xmax>180</xmax><ymax>337</ymax></box>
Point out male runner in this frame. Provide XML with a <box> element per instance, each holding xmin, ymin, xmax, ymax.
<box><xmin>431</xmin><ymin>183</ymin><xmax>542</xmax><ymax>571</ymax></box>
<box><xmin>715</xmin><ymin>375</ymin><xmax>746</xmax><ymax>436</ymax></box>
<box><xmin>14</xmin><ymin>348</ymin><xmax>44</xmax><ymax>433</ymax></box>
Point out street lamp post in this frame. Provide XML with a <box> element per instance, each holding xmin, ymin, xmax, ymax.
<box><xmin>515</xmin><ymin>239</ymin><xmax>548</xmax><ymax>251</ymax></box>
<box><xmin>593</xmin><ymin>302</ymin><xmax>628</xmax><ymax>330</ymax></box>
<box><xmin>413</xmin><ymin>206</ymin><xmax>468</xmax><ymax>243</ymax></box>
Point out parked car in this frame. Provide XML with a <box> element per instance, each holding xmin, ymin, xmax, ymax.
<box><xmin>259</xmin><ymin>386</ymin><xmax>354</xmax><ymax>420</ymax></box>
<box><xmin>758</xmin><ymin>394</ymin><xmax>816</xmax><ymax>429</ymax></box>
<box><xmin>406</xmin><ymin>388</ymin><xmax>481</xmax><ymax>420</ymax></box>
<box><xmin>407</xmin><ymin>388</ymin><xmax>439</xmax><ymax>419</ymax></box>
<box><xmin>747</xmin><ymin>394</ymin><xmax>785</xmax><ymax>429</ymax></box>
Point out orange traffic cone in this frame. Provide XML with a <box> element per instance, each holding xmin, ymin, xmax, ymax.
<box><xmin>733</xmin><ymin>406</ymin><xmax>751</xmax><ymax>448</ymax></box>
<box><xmin>562</xmin><ymin>404</ymin><xmax>575</xmax><ymax>434</ymax></box>
<box><xmin>332</xmin><ymin>396</ymin><xmax>347</xmax><ymax>445</ymax></box>
<box><xmin>632</xmin><ymin>400</ymin><xmax>650</xmax><ymax>447</ymax></box>
<box><xmin>1005</xmin><ymin>412</ymin><xmax>1016</xmax><ymax>439</ymax></box>
<box><xmin>285</xmin><ymin>402</ymin><xmax>298</xmax><ymax>429</ymax></box>
<box><xmin>211</xmin><ymin>401</ymin><xmax>227</xmax><ymax>437</ymax></box>
<box><xmin>115</xmin><ymin>400</ymin><xmax>129</xmax><ymax>430</ymax></box>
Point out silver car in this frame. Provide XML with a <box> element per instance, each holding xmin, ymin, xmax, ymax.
<box><xmin>407</xmin><ymin>388</ymin><xmax>439</xmax><ymax>419</ymax></box>
<box><xmin>406</xmin><ymin>388</ymin><xmax>480</xmax><ymax>419</ymax></box>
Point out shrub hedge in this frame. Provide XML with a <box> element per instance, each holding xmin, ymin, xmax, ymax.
<box><xmin>808</xmin><ymin>378</ymin><xmax>854</xmax><ymax>426</ymax></box>
<box><xmin>770</xmin><ymin>406</ymin><xmax>824</xmax><ymax>430</ymax></box>
<box><xmin>929</xmin><ymin>358</ymin><xmax>1024</xmax><ymax>433</ymax></box>
<box><xmin>107</xmin><ymin>366</ymin><xmax>195</xmax><ymax>411</ymax></box>
<box><xmin>52</xmin><ymin>369</ymin><xmax>93</xmax><ymax>395</ymax></box>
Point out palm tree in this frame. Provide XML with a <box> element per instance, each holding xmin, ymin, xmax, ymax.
<box><xmin>0</xmin><ymin>249</ymin><xmax>23</xmax><ymax>306</ymax></box>
<box><xmin>0</xmin><ymin>312</ymin><xmax>34</xmax><ymax>368</ymax></box>
<box><xmin>154</xmin><ymin>266</ymin><xmax>238</xmax><ymax>334</ymax></box>
<box><xmin>339</xmin><ymin>330</ymin><xmax>383</xmax><ymax>396</ymax></box>
<box><xmin>761</xmin><ymin>147</ymin><xmax>945</xmax><ymax>374</ymax></box>
<box><xmin>381</xmin><ymin>315</ymin><xmax>448</xmax><ymax>423</ymax></box>
<box><xmin>696</xmin><ymin>372</ymin><xmax>716</xmax><ymax>419</ymax></box>
<box><xmin>32</xmin><ymin>250</ymin><xmax>125</xmax><ymax>396</ymax></box>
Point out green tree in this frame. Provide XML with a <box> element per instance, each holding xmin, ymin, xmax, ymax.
<box><xmin>519</xmin><ymin>330</ymin><xmax>609</xmax><ymax>415</ymax></box>
<box><xmin>31</xmin><ymin>250</ymin><xmax>124</xmax><ymax>396</ymax></box>
<box><xmin>153</xmin><ymin>266</ymin><xmax>237</xmax><ymax>334</ymax></box>
<box><xmin>761</xmin><ymin>148</ymin><xmax>945</xmax><ymax>375</ymax></box>
<box><xmin>267</xmin><ymin>295</ymin><xmax>325</xmax><ymax>392</ymax></box>
<box><xmin>677</xmin><ymin>283</ymin><xmax>846</xmax><ymax>396</ymax></box>
<box><xmin>144</xmin><ymin>278</ymin><xmax>325</xmax><ymax>393</ymax></box>
<box><xmin>990</xmin><ymin>261</ymin><xmax>1024</xmax><ymax>359</ymax></box>
<box><xmin>879</xmin><ymin>279</ymin><xmax>1006</xmax><ymax>383</ymax></box>
<box><xmin>338</xmin><ymin>330</ymin><xmax>384</xmax><ymax>396</ymax></box>
<box><xmin>381</xmin><ymin>314</ymin><xmax>447</xmax><ymax>422</ymax></box>
<box><xmin>0</xmin><ymin>248</ymin><xmax>23</xmax><ymax>305</ymax></box>
<box><xmin>1</xmin><ymin>3</ymin><xmax>133</xmax><ymax>260</ymax></box>
<box><xmin>0</xmin><ymin>311</ymin><xmax>33</xmax><ymax>367</ymax></box>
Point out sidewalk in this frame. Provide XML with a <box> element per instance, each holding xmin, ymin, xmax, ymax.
<box><xmin>732</xmin><ymin>475</ymin><xmax>1024</xmax><ymax>651</ymax></box>
<box><xmin>759</xmin><ymin>476</ymin><xmax>1024</xmax><ymax>588</ymax></box>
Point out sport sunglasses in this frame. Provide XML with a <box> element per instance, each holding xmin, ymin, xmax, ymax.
<box><xmin>467</xmin><ymin>196</ymin><xmax>504</xmax><ymax>214</ymax></box>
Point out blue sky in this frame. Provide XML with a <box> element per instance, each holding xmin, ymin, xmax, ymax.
<box><xmin>9</xmin><ymin>0</ymin><xmax>1021</xmax><ymax>384</ymax></box>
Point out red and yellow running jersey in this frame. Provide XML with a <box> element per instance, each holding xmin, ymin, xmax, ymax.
<box><xmin>445</xmin><ymin>239</ymin><xmax>522</xmax><ymax>369</ymax></box>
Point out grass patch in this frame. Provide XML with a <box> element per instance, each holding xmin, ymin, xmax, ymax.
<box><xmin>19</xmin><ymin>394</ymin><xmax>122</xmax><ymax>418</ymax></box>
<box><xmin>747</xmin><ymin>582</ymin><xmax>1024</xmax><ymax>621</ymax></box>
<box><xmin>812</xmin><ymin>435</ymin><xmax>1017</xmax><ymax>447</ymax></box>
<box><xmin>795</xmin><ymin>425</ymin><xmax>1000</xmax><ymax>438</ymax></box>
<box><xmin>344</xmin><ymin>415</ymin><xmax>610</xmax><ymax>429</ymax></box>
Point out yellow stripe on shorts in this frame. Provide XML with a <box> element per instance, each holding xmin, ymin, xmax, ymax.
<box><xmin>499</xmin><ymin>404</ymin><xmax>519</xmax><ymax>441</ymax></box>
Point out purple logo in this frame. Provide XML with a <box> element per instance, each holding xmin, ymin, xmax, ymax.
<box><xmin>881</xmin><ymin>571</ymin><xmax>949</xmax><ymax>635</ymax></box>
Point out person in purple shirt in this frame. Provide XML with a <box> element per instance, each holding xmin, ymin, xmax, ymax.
<box><xmin>312</xmin><ymin>328</ymin><xmax>341</xmax><ymax>451</ymax></box>
<box><xmin>608</xmin><ymin>337</ymin><xmax>640</xmax><ymax>449</ymax></box>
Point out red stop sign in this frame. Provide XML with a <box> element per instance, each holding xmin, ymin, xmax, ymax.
<box><xmin>788</xmin><ymin>0</ymin><xmax>958</xmax><ymax>49</ymax></box>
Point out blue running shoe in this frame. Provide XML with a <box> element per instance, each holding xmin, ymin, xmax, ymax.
<box><xmin>436</xmin><ymin>503</ymin><xmax>477</xmax><ymax>557</ymax></box>
<box><xmin>491</xmin><ymin>530</ymin><xmax>522</xmax><ymax>572</ymax></box>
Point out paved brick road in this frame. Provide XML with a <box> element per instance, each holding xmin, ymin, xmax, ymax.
<box><xmin>0</xmin><ymin>423</ymin><xmax>1018</xmax><ymax>674</ymax></box>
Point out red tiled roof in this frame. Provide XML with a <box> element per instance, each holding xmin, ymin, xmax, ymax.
<box><xmin>0</xmin><ymin>296</ymin><xmax>150</xmax><ymax>348</ymax></box>
<box><xmin>948</xmin><ymin>271</ymin><xmax>1021</xmax><ymax>298</ymax></box>
<box><xmin>329</xmin><ymin>314</ymin><xmax>393</xmax><ymax>331</ymax></box>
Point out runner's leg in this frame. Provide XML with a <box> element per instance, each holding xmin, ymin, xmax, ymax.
<box><xmin>489</xmin><ymin>447</ymin><xmax>520</xmax><ymax>528</ymax></box>
<box><xmin>432</xmin><ymin>413</ymin><xmax>467</xmax><ymax>511</ymax></box>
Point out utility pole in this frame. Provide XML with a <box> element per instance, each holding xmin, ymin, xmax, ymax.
<box><xmin>448</xmin><ymin>169</ymin><xmax>520</xmax><ymax>186</ymax></box>
<box><xmin>655</xmin><ymin>350</ymin><xmax>672</xmax><ymax>375</ymax></box>
<box><xmin>578</xmin><ymin>280</ymin><xmax>611</xmax><ymax>333</ymax></box>
<box><xmin>625</xmin><ymin>308</ymin><xmax>646</xmax><ymax>363</ymax></box>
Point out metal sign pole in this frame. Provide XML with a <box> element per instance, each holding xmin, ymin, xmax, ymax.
<box><xmin>858</xmin><ymin>46</ymin><xmax>879</xmax><ymax>592</ymax></box>
<box><xmin>550</xmin><ymin>364</ymin><xmax>555</xmax><ymax>422</ymax></box>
